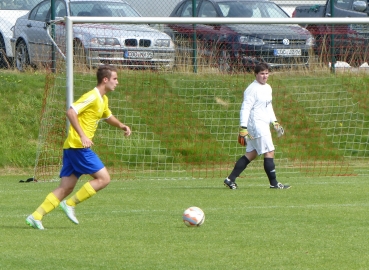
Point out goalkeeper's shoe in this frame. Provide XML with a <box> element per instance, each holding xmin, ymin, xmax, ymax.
<box><xmin>60</xmin><ymin>200</ymin><xmax>79</xmax><ymax>224</ymax></box>
<box><xmin>26</xmin><ymin>215</ymin><xmax>44</xmax><ymax>230</ymax></box>
<box><xmin>224</xmin><ymin>178</ymin><xmax>238</xmax><ymax>190</ymax></box>
<box><xmin>270</xmin><ymin>183</ymin><xmax>290</xmax><ymax>189</ymax></box>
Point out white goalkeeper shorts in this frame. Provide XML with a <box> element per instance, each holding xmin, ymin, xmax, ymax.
<box><xmin>246</xmin><ymin>134</ymin><xmax>275</xmax><ymax>155</ymax></box>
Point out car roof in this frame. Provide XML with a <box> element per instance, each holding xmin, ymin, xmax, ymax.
<box><xmin>69</xmin><ymin>0</ymin><xmax>128</xmax><ymax>3</ymax></box>
<box><xmin>208</xmin><ymin>0</ymin><xmax>271</xmax><ymax>2</ymax></box>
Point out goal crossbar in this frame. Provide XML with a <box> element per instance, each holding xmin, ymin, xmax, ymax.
<box><xmin>63</xmin><ymin>16</ymin><xmax>369</xmax><ymax>25</ymax></box>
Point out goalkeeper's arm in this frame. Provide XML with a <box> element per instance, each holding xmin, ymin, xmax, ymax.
<box><xmin>272</xmin><ymin>121</ymin><xmax>284</xmax><ymax>137</ymax></box>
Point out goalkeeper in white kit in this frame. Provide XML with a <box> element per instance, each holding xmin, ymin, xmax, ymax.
<box><xmin>224</xmin><ymin>63</ymin><xmax>290</xmax><ymax>190</ymax></box>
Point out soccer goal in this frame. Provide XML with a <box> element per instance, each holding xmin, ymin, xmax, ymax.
<box><xmin>34</xmin><ymin>16</ymin><xmax>369</xmax><ymax>181</ymax></box>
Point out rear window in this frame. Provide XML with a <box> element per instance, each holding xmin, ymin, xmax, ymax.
<box><xmin>69</xmin><ymin>1</ymin><xmax>141</xmax><ymax>17</ymax></box>
<box><xmin>0</xmin><ymin>0</ymin><xmax>43</xmax><ymax>10</ymax></box>
<box><xmin>218</xmin><ymin>1</ymin><xmax>289</xmax><ymax>18</ymax></box>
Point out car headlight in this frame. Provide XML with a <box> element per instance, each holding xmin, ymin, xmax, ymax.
<box><xmin>155</xmin><ymin>39</ymin><xmax>171</xmax><ymax>47</ymax></box>
<box><xmin>90</xmin><ymin>38</ymin><xmax>120</xmax><ymax>46</ymax></box>
<box><xmin>239</xmin><ymin>35</ymin><xmax>264</xmax><ymax>46</ymax></box>
<box><xmin>306</xmin><ymin>36</ymin><xmax>315</xmax><ymax>46</ymax></box>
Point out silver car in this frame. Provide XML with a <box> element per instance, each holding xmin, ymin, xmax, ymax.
<box><xmin>11</xmin><ymin>0</ymin><xmax>175</xmax><ymax>71</ymax></box>
<box><xmin>0</xmin><ymin>0</ymin><xmax>43</xmax><ymax>68</ymax></box>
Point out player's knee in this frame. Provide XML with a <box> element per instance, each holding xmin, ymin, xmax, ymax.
<box><xmin>100</xmin><ymin>175</ymin><xmax>111</xmax><ymax>187</ymax></box>
<box><xmin>264</xmin><ymin>151</ymin><xmax>275</xmax><ymax>158</ymax></box>
<box><xmin>104</xmin><ymin>175</ymin><xmax>111</xmax><ymax>185</ymax></box>
<box><xmin>92</xmin><ymin>168</ymin><xmax>111</xmax><ymax>189</ymax></box>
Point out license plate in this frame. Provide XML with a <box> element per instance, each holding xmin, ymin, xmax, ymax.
<box><xmin>124</xmin><ymin>51</ymin><xmax>153</xmax><ymax>59</ymax></box>
<box><xmin>274</xmin><ymin>49</ymin><xmax>301</xmax><ymax>56</ymax></box>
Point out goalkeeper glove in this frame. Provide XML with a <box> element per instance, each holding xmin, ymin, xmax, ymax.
<box><xmin>272</xmin><ymin>121</ymin><xmax>284</xmax><ymax>137</ymax></box>
<box><xmin>238</xmin><ymin>126</ymin><xmax>254</xmax><ymax>146</ymax></box>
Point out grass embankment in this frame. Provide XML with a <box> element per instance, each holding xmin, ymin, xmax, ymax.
<box><xmin>2</xmin><ymin>68</ymin><xmax>369</xmax><ymax>177</ymax></box>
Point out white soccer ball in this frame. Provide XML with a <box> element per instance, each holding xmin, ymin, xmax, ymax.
<box><xmin>182</xmin><ymin>206</ymin><xmax>205</xmax><ymax>227</ymax></box>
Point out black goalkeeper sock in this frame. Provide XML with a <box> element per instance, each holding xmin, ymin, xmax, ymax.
<box><xmin>228</xmin><ymin>155</ymin><xmax>250</xmax><ymax>181</ymax></box>
<box><xmin>264</xmin><ymin>158</ymin><xmax>278</xmax><ymax>186</ymax></box>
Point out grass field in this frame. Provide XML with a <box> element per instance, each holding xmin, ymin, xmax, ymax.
<box><xmin>1</xmin><ymin>175</ymin><xmax>369</xmax><ymax>269</ymax></box>
<box><xmin>1</xmin><ymin>67</ymin><xmax>369</xmax><ymax>269</ymax></box>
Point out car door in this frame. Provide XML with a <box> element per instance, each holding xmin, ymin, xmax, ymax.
<box><xmin>26</xmin><ymin>0</ymin><xmax>52</xmax><ymax>63</ymax></box>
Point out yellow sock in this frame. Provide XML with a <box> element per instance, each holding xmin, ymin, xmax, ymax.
<box><xmin>66</xmin><ymin>182</ymin><xmax>96</xmax><ymax>207</ymax></box>
<box><xmin>32</xmin><ymin>192</ymin><xmax>60</xmax><ymax>220</ymax></box>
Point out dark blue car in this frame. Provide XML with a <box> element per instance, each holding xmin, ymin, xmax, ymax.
<box><xmin>166</xmin><ymin>0</ymin><xmax>315</xmax><ymax>71</ymax></box>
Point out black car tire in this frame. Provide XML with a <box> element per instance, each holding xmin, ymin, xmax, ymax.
<box><xmin>74</xmin><ymin>40</ymin><xmax>90</xmax><ymax>69</ymax></box>
<box><xmin>15</xmin><ymin>40</ymin><xmax>30</xmax><ymax>72</ymax></box>
<box><xmin>0</xmin><ymin>36</ymin><xmax>10</xmax><ymax>69</ymax></box>
<box><xmin>217</xmin><ymin>48</ymin><xmax>232</xmax><ymax>73</ymax></box>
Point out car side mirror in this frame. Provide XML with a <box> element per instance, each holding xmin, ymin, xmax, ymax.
<box><xmin>353</xmin><ymin>1</ymin><xmax>367</xmax><ymax>12</ymax></box>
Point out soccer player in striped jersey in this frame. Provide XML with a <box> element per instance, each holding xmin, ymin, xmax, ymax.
<box><xmin>26</xmin><ymin>65</ymin><xmax>131</xmax><ymax>229</ymax></box>
<box><xmin>224</xmin><ymin>63</ymin><xmax>290</xmax><ymax>190</ymax></box>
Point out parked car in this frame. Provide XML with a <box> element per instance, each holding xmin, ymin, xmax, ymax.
<box><xmin>166</xmin><ymin>0</ymin><xmax>315</xmax><ymax>71</ymax></box>
<box><xmin>11</xmin><ymin>0</ymin><xmax>175</xmax><ymax>71</ymax></box>
<box><xmin>0</xmin><ymin>0</ymin><xmax>43</xmax><ymax>68</ymax></box>
<box><xmin>292</xmin><ymin>0</ymin><xmax>369</xmax><ymax>66</ymax></box>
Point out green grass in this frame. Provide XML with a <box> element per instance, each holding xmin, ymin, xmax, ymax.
<box><xmin>0</xmin><ymin>71</ymin><xmax>45</xmax><ymax>169</ymax></box>
<box><xmin>1</xmin><ymin>175</ymin><xmax>369</xmax><ymax>269</ymax></box>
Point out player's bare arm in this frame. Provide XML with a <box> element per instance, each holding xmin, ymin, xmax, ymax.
<box><xmin>105</xmin><ymin>115</ymin><xmax>131</xmax><ymax>137</ymax></box>
<box><xmin>66</xmin><ymin>107</ymin><xmax>93</xmax><ymax>148</ymax></box>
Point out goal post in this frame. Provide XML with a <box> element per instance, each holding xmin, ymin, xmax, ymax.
<box><xmin>33</xmin><ymin>16</ymin><xmax>369</xmax><ymax>181</ymax></box>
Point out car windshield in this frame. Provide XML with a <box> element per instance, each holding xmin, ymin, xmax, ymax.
<box><xmin>218</xmin><ymin>1</ymin><xmax>289</xmax><ymax>18</ymax></box>
<box><xmin>70</xmin><ymin>1</ymin><xmax>141</xmax><ymax>17</ymax></box>
<box><xmin>0</xmin><ymin>0</ymin><xmax>43</xmax><ymax>10</ymax></box>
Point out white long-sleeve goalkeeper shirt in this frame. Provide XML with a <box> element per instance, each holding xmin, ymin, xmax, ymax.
<box><xmin>240</xmin><ymin>80</ymin><xmax>277</xmax><ymax>138</ymax></box>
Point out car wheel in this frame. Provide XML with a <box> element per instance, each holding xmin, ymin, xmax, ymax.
<box><xmin>0</xmin><ymin>36</ymin><xmax>9</xmax><ymax>69</ymax></box>
<box><xmin>74</xmin><ymin>40</ymin><xmax>90</xmax><ymax>69</ymax></box>
<box><xmin>15</xmin><ymin>40</ymin><xmax>30</xmax><ymax>72</ymax></box>
<box><xmin>218</xmin><ymin>48</ymin><xmax>232</xmax><ymax>73</ymax></box>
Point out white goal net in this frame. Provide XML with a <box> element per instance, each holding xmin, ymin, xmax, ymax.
<box><xmin>33</xmin><ymin>15</ymin><xmax>369</xmax><ymax>181</ymax></box>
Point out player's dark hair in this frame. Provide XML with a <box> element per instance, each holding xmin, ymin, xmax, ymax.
<box><xmin>96</xmin><ymin>65</ymin><xmax>118</xmax><ymax>84</ymax></box>
<box><xmin>254</xmin><ymin>63</ymin><xmax>270</xmax><ymax>74</ymax></box>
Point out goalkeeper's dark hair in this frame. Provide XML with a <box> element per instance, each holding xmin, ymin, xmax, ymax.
<box><xmin>97</xmin><ymin>65</ymin><xmax>118</xmax><ymax>84</ymax></box>
<box><xmin>254</xmin><ymin>63</ymin><xmax>270</xmax><ymax>74</ymax></box>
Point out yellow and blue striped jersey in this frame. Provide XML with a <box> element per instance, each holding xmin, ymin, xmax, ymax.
<box><xmin>63</xmin><ymin>88</ymin><xmax>112</xmax><ymax>149</ymax></box>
